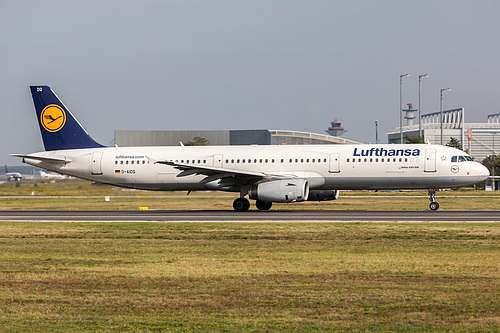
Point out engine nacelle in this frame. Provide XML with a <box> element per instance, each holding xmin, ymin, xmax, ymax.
<box><xmin>307</xmin><ymin>190</ymin><xmax>339</xmax><ymax>201</ymax></box>
<box><xmin>249</xmin><ymin>179</ymin><xmax>309</xmax><ymax>203</ymax></box>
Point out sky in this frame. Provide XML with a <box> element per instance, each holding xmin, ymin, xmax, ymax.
<box><xmin>1</xmin><ymin>0</ymin><xmax>499</xmax><ymax>165</ymax></box>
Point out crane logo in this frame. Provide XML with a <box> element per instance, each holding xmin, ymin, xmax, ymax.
<box><xmin>41</xmin><ymin>104</ymin><xmax>66</xmax><ymax>132</ymax></box>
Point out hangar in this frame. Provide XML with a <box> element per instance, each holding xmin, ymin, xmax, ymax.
<box><xmin>114</xmin><ymin>129</ymin><xmax>360</xmax><ymax>147</ymax></box>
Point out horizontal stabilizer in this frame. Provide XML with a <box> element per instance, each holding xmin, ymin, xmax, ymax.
<box><xmin>10</xmin><ymin>154</ymin><xmax>70</xmax><ymax>164</ymax></box>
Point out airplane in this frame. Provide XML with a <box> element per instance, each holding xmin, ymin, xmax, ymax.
<box><xmin>39</xmin><ymin>170</ymin><xmax>68</xmax><ymax>180</ymax></box>
<box><xmin>5</xmin><ymin>165</ymin><xmax>22</xmax><ymax>182</ymax></box>
<box><xmin>12</xmin><ymin>85</ymin><xmax>489</xmax><ymax>211</ymax></box>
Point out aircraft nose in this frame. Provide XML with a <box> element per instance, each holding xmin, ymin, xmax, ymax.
<box><xmin>475</xmin><ymin>163</ymin><xmax>490</xmax><ymax>181</ymax></box>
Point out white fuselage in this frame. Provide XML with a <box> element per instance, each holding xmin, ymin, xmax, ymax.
<box><xmin>22</xmin><ymin>144</ymin><xmax>489</xmax><ymax>192</ymax></box>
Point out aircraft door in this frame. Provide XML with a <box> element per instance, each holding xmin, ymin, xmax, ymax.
<box><xmin>424</xmin><ymin>149</ymin><xmax>436</xmax><ymax>172</ymax></box>
<box><xmin>91</xmin><ymin>152</ymin><xmax>103</xmax><ymax>175</ymax></box>
<box><xmin>214</xmin><ymin>154</ymin><xmax>223</xmax><ymax>168</ymax></box>
<box><xmin>329</xmin><ymin>153</ymin><xmax>340</xmax><ymax>173</ymax></box>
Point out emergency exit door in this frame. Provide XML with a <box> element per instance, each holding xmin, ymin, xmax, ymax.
<box><xmin>329</xmin><ymin>153</ymin><xmax>340</xmax><ymax>173</ymax></box>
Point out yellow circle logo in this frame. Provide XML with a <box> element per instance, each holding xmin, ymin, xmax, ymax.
<box><xmin>41</xmin><ymin>104</ymin><xmax>66</xmax><ymax>132</ymax></box>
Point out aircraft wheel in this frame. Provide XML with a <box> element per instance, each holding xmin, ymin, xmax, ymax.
<box><xmin>233</xmin><ymin>198</ymin><xmax>250</xmax><ymax>212</ymax></box>
<box><xmin>429</xmin><ymin>202</ymin><xmax>440</xmax><ymax>211</ymax></box>
<box><xmin>255</xmin><ymin>200</ymin><xmax>272</xmax><ymax>211</ymax></box>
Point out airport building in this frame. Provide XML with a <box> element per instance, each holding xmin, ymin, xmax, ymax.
<box><xmin>114</xmin><ymin>129</ymin><xmax>361</xmax><ymax>147</ymax></box>
<box><xmin>387</xmin><ymin>108</ymin><xmax>500</xmax><ymax>162</ymax></box>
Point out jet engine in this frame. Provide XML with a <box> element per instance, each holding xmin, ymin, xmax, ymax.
<box><xmin>249</xmin><ymin>179</ymin><xmax>309</xmax><ymax>203</ymax></box>
<box><xmin>307</xmin><ymin>190</ymin><xmax>339</xmax><ymax>201</ymax></box>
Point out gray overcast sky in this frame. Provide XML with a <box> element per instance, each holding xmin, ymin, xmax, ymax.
<box><xmin>1</xmin><ymin>0</ymin><xmax>499</xmax><ymax>164</ymax></box>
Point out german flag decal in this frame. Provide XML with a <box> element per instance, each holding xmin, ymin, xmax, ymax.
<box><xmin>115</xmin><ymin>170</ymin><xmax>120</xmax><ymax>174</ymax></box>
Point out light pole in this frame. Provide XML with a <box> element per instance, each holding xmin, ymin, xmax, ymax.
<box><xmin>418</xmin><ymin>74</ymin><xmax>428</xmax><ymax>140</ymax></box>
<box><xmin>400</xmin><ymin>74</ymin><xmax>410</xmax><ymax>144</ymax></box>
<box><xmin>493</xmin><ymin>133</ymin><xmax>495</xmax><ymax>154</ymax></box>
<box><xmin>375</xmin><ymin>120</ymin><xmax>379</xmax><ymax>144</ymax></box>
<box><xmin>440</xmin><ymin>87</ymin><xmax>452</xmax><ymax>145</ymax></box>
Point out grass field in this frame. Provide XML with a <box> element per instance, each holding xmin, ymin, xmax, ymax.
<box><xmin>1</xmin><ymin>181</ymin><xmax>499</xmax><ymax>331</ymax></box>
<box><xmin>0</xmin><ymin>222</ymin><xmax>499</xmax><ymax>332</ymax></box>
<box><xmin>1</xmin><ymin>179</ymin><xmax>499</xmax><ymax>210</ymax></box>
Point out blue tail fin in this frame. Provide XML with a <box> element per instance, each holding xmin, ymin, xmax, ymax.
<box><xmin>30</xmin><ymin>86</ymin><xmax>104</xmax><ymax>151</ymax></box>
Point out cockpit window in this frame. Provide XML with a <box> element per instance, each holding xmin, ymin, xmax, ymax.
<box><xmin>452</xmin><ymin>155</ymin><xmax>473</xmax><ymax>162</ymax></box>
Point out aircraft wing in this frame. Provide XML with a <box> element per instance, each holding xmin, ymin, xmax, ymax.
<box><xmin>155</xmin><ymin>160</ymin><xmax>294</xmax><ymax>185</ymax></box>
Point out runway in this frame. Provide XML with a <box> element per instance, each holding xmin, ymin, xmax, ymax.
<box><xmin>0</xmin><ymin>210</ymin><xmax>499</xmax><ymax>222</ymax></box>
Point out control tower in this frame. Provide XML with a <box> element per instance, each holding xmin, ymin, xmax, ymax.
<box><xmin>403</xmin><ymin>103</ymin><xmax>416</xmax><ymax>126</ymax></box>
<box><xmin>325</xmin><ymin>119</ymin><xmax>347</xmax><ymax>137</ymax></box>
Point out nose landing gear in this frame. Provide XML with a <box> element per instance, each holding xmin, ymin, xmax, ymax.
<box><xmin>428</xmin><ymin>189</ymin><xmax>440</xmax><ymax>211</ymax></box>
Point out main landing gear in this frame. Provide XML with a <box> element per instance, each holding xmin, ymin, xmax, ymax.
<box><xmin>233</xmin><ymin>198</ymin><xmax>250</xmax><ymax>212</ymax></box>
<box><xmin>232</xmin><ymin>198</ymin><xmax>273</xmax><ymax>212</ymax></box>
<box><xmin>428</xmin><ymin>189</ymin><xmax>440</xmax><ymax>211</ymax></box>
<box><xmin>255</xmin><ymin>200</ymin><xmax>272</xmax><ymax>211</ymax></box>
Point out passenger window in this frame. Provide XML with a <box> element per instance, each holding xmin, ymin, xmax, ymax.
<box><xmin>312</xmin><ymin>159</ymin><xmax>315</xmax><ymax>163</ymax></box>
<box><xmin>126</xmin><ymin>161</ymin><xmax>129</xmax><ymax>164</ymax></box>
<box><xmin>225</xmin><ymin>159</ymin><xmax>228</xmax><ymax>163</ymax></box>
<box><xmin>242</xmin><ymin>159</ymin><xmax>245</xmax><ymax>163</ymax></box>
<box><xmin>347</xmin><ymin>158</ymin><xmax>350</xmax><ymax>162</ymax></box>
<box><xmin>281</xmin><ymin>159</ymin><xmax>284</xmax><ymax>163</ymax></box>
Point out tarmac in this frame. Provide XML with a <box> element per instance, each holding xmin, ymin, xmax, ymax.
<box><xmin>0</xmin><ymin>210</ymin><xmax>499</xmax><ymax>222</ymax></box>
